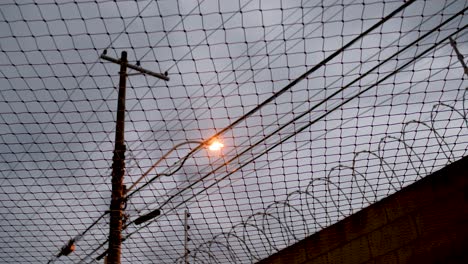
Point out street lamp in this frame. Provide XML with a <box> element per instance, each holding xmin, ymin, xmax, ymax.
<box><xmin>125</xmin><ymin>138</ymin><xmax>224</xmax><ymax>226</ymax></box>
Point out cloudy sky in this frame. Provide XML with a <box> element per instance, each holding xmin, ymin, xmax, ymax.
<box><xmin>0</xmin><ymin>0</ymin><xmax>467</xmax><ymax>263</ymax></box>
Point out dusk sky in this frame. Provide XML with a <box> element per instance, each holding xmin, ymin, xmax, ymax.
<box><xmin>0</xmin><ymin>0</ymin><xmax>467</xmax><ymax>263</ymax></box>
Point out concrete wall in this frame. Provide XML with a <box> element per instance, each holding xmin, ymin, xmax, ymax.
<box><xmin>257</xmin><ymin>156</ymin><xmax>468</xmax><ymax>264</ymax></box>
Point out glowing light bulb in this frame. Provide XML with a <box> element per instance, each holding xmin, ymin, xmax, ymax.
<box><xmin>208</xmin><ymin>140</ymin><xmax>224</xmax><ymax>151</ymax></box>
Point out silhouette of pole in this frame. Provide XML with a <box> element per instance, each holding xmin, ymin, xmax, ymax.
<box><xmin>107</xmin><ymin>50</ymin><xmax>128</xmax><ymax>264</ymax></box>
<box><xmin>100</xmin><ymin>50</ymin><xmax>169</xmax><ymax>263</ymax></box>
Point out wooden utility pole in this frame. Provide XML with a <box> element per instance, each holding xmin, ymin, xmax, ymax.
<box><xmin>101</xmin><ymin>50</ymin><xmax>168</xmax><ymax>263</ymax></box>
<box><xmin>108</xmin><ymin>50</ymin><xmax>127</xmax><ymax>264</ymax></box>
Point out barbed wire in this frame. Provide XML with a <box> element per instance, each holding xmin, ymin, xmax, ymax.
<box><xmin>179</xmin><ymin>78</ymin><xmax>468</xmax><ymax>264</ymax></box>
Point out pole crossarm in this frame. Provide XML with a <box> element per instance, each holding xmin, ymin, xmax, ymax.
<box><xmin>100</xmin><ymin>54</ymin><xmax>170</xmax><ymax>81</ymax></box>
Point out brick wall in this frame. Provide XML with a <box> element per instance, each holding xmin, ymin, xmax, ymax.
<box><xmin>256</xmin><ymin>156</ymin><xmax>468</xmax><ymax>264</ymax></box>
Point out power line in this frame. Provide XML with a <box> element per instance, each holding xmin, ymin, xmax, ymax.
<box><xmin>125</xmin><ymin>0</ymin><xmax>417</xmax><ymax>200</ymax></box>
<box><xmin>115</xmin><ymin>16</ymin><xmax>467</xmax><ymax>262</ymax></box>
<box><xmin>134</xmin><ymin>9</ymin><xmax>467</xmax><ymax>232</ymax></box>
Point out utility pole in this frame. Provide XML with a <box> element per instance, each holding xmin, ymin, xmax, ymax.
<box><xmin>101</xmin><ymin>50</ymin><xmax>169</xmax><ymax>264</ymax></box>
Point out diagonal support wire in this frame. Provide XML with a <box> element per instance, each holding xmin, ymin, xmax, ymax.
<box><xmin>449</xmin><ymin>37</ymin><xmax>468</xmax><ymax>77</ymax></box>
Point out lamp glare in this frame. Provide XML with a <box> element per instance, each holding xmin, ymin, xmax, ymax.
<box><xmin>208</xmin><ymin>141</ymin><xmax>224</xmax><ymax>151</ymax></box>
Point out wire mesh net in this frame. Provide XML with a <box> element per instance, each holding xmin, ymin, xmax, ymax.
<box><xmin>0</xmin><ymin>0</ymin><xmax>467</xmax><ymax>263</ymax></box>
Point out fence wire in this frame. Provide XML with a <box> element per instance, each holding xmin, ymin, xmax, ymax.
<box><xmin>0</xmin><ymin>0</ymin><xmax>467</xmax><ymax>263</ymax></box>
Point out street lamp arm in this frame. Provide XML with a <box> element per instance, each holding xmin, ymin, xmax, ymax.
<box><xmin>126</xmin><ymin>146</ymin><xmax>200</xmax><ymax>199</ymax></box>
<box><xmin>126</xmin><ymin>140</ymin><xmax>203</xmax><ymax>194</ymax></box>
